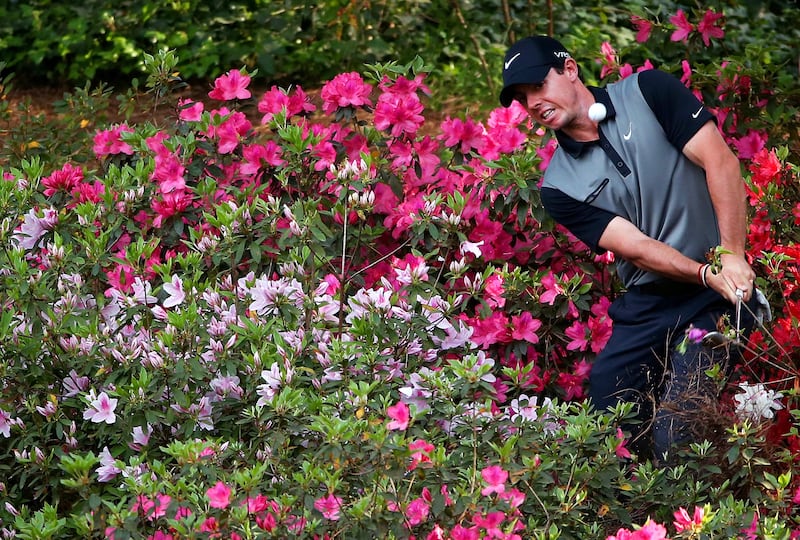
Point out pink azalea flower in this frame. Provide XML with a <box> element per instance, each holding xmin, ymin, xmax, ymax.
<box><xmin>151</xmin><ymin>153</ymin><xmax>186</xmax><ymax>193</ymax></box>
<box><xmin>539</xmin><ymin>272</ymin><xmax>564</xmax><ymax>305</ymax></box>
<box><xmin>599</xmin><ymin>41</ymin><xmax>619</xmax><ymax>79</ymax></box>
<box><xmin>439</xmin><ymin>116</ymin><xmax>486</xmax><ymax>154</ymax></box>
<box><xmin>637</xmin><ymin>59</ymin><xmax>654</xmax><ymax>73</ymax></box>
<box><xmin>320</xmin><ymin>72</ymin><xmax>373</xmax><ymax>115</ymax></box>
<box><xmin>732</xmin><ymin>129</ymin><xmax>767</xmax><ymax>159</ymax></box>
<box><xmin>565</xmin><ymin>320</ymin><xmax>590</xmax><ymax>352</ymax></box>
<box><xmin>450</xmin><ymin>524</ymin><xmax>480</xmax><ymax>540</ymax></box>
<box><xmin>41</xmin><ymin>162</ymin><xmax>84</xmax><ymax>197</ymax></box>
<box><xmin>405</xmin><ymin>497</ymin><xmax>430</xmax><ymax>526</ymax></box>
<box><xmin>631</xmin><ymin>15</ymin><xmax>653</xmax><ymax>43</ymax></box>
<box><xmin>673</xmin><ymin>505</ymin><xmax>705</xmax><ymax>534</ymax></box>
<box><xmin>93</xmin><ymin>124</ymin><xmax>134</xmax><ymax>157</ymax></box>
<box><xmin>386</xmin><ymin>401</ymin><xmax>410</xmax><ymax>430</ymax></box>
<box><xmin>408</xmin><ymin>439</ymin><xmax>435</xmax><ymax>470</ymax></box>
<box><xmin>151</xmin><ymin>191</ymin><xmax>193</xmax><ymax>228</ymax></box>
<box><xmin>480</xmin><ymin>465</ymin><xmax>508</xmax><ymax>496</ymax></box>
<box><xmin>614</xmin><ymin>428</ymin><xmax>632</xmax><ymax>459</ymax></box>
<box><xmin>499</xmin><ymin>487</ymin><xmax>525</xmax><ymax>508</ymax></box>
<box><xmin>697</xmin><ymin>10</ymin><xmax>725</xmax><ymax>47</ymax></box>
<box><xmin>588</xmin><ymin>314</ymin><xmax>612</xmax><ymax>353</ymax></box>
<box><xmin>212</xmin><ymin>110</ymin><xmax>252</xmax><ymax>154</ymax></box>
<box><xmin>83</xmin><ymin>390</ymin><xmax>118</xmax><ymax>424</ymax></box>
<box><xmin>536</xmin><ymin>138</ymin><xmax>558</xmax><ymax>171</ymax></box>
<box><xmin>178</xmin><ymin>98</ymin><xmax>204</xmax><ymax>121</ymax></box>
<box><xmin>510</xmin><ymin>312</ymin><xmax>542</xmax><ymax>344</ymax></box>
<box><xmin>680</xmin><ymin>60</ymin><xmax>693</xmax><ymax>86</ymax></box>
<box><xmin>483</xmin><ymin>273</ymin><xmax>506</xmax><ymax>309</ymax></box>
<box><xmin>240</xmin><ymin>141</ymin><xmax>285</xmax><ymax>175</ymax></box>
<box><xmin>468</xmin><ymin>311</ymin><xmax>511</xmax><ymax>348</ymax></box>
<box><xmin>669</xmin><ymin>9</ymin><xmax>694</xmax><ymax>43</ymax></box>
<box><xmin>257</xmin><ymin>85</ymin><xmax>317</xmax><ymax>124</ymax></box>
<box><xmin>472</xmin><ymin>511</ymin><xmax>505</xmax><ymax>536</ymax></box>
<box><xmin>314</xmin><ymin>493</ymin><xmax>343</xmax><ymax>520</ymax></box>
<box><xmin>208</xmin><ymin>69</ymin><xmax>251</xmax><ymax>101</ymax></box>
<box><xmin>132</xmin><ymin>493</ymin><xmax>172</xmax><ymax>520</ymax></box>
<box><xmin>373</xmin><ymin>91</ymin><xmax>425</xmax><ymax>137</ymax></box>
<box><xmin>206</xmin><ymin>481</ymin><xmax>232</xmax><ymax>509</ymax></box>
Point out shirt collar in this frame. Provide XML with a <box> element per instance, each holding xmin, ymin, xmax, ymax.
<box><xmin>554</xmin><ymin>86</ymin><xmax>616</xmax><ymax>158</ymax></box>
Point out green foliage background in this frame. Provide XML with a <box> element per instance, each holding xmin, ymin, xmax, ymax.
<box><xmin>2</xmin><ymin>1</ymin><xmax>798</xmax><ymax>114</ymax></box>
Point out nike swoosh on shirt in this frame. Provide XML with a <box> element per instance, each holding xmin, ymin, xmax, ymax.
<box><xmin>623</xmin><ymin>123</ymin><xmax>632</xmax><ymax>141</ymax></box>
<box><xmin>691</xmin><ymin>106</ymin><xmax>704</xmax><ymax>118</ymax></box>
<box><xmin>504</xmin><ymin>53</ymin><xmax>521</xmax><ymax>70</ymax></box>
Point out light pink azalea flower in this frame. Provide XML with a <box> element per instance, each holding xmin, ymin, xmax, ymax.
<box><xmin>96</xmin><ymin>447</ymin><xmax>122</xmax><ymax>482</ymax></box>
<box><xmin>83</xmin><ymin>390</ymin><xmax>118</xmax><ymax>424</ymax></box>
<box><xmin>12</xmin><ymin>207</ymin><xmax>58</xmax><ymax>251</ymax></box>
<box><xmin>0</xmin><ymin>408</ymin><xmax>13</xmax><ymax>437</ymax></box>
<box><xmin>162</xmin><ymin>275</ymin><xmax>186</xmax><ymax>308</ymax></box>
<box><xmin>130</xmin><ymin>424</ymin><xmax>153</xmax><ymax>451</ymax></box>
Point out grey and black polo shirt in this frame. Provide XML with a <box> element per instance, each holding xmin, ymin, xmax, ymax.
<box><xmin>540</xmin><ymin>69</ymin><xmax>718</xmax><ymax>289</ymax></box>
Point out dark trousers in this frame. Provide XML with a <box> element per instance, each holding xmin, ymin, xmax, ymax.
<box><xmin>588</xmin><ymin>282</ymin><xmax>757</xmax><ymax>461</ymax></box>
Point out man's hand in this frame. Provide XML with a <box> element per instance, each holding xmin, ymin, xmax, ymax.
<box><xmin>707</xmin><ymin>252</ymin><xmax>756</xmax><ymax>304</ymax></box>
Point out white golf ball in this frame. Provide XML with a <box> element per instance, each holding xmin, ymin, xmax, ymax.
<box><xmin>588</xmin><ymin>102</ymin><xmax>607</xmax><ymax>122</ymax></box>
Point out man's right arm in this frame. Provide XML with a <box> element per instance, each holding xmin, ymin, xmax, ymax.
<box><xmin>540</xmin><ymin>187</ymin><xmax>616</xmax><ymax>254</ymax></box>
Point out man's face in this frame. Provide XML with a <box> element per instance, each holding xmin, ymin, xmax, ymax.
<box><xmin>510</xmin><ymin>64</ymin><xmax>579</xmax><ymax>129</ymax></box>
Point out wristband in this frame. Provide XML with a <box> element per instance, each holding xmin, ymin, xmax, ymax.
<box><xmin>700</xmin><ymin>264</ymin><xmax>710</xmax><ymax>288</ymax></box>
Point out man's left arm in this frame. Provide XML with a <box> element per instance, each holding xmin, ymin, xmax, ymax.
<box><xmin>682</xmin><ymin>121</ymin><xmax>755</xmax><ymax>301</ymax></box>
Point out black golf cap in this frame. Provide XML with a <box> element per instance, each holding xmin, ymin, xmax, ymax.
<box><xmin>499</xmin><ymin>36</ymin><xmax>571</xmax><ymax>107</ymax></box>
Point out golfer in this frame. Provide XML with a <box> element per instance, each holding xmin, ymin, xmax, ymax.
<box><xmin>499</xmin><ymin>35</ymin><xmax>760</xmax><ymax>460</ymax></box>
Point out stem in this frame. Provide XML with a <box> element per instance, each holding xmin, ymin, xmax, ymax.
<box><xmin>449</xmin><ymin>0</ymin><xmax>495</xmax><ymax>96</ymax></box>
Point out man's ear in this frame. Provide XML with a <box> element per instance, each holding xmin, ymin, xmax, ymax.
<box><xmin>564</xmin><ymin>58</ymin><xmax>580</xmax><ymax>81</ymax></box>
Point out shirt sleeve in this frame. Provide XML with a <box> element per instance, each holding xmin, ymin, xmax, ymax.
<box><xmin>637</xmin><ymin>69</ymin><xmax>716</xmax><ymax>150</ymax></box>
<box><xmin>540</xmin><ymin>186</ymin><xmax>617</xmax><ymax>253</ymax></box>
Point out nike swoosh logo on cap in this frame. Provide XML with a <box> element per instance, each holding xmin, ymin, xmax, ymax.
<box><xmin>504</xmin><ymin>53</ymin><xmax>521</xmax><ymax>70</ymax></box>
<box><xmin>692</xmin><ymin>106</ymin><xmax>703</xmax><ymax>118</ymax></box>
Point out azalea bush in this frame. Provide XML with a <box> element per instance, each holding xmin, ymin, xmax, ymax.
<box><xmin>1</xmin><ymin>5</ymin><xmax>800</xmax><ymax>540</ymax></box>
